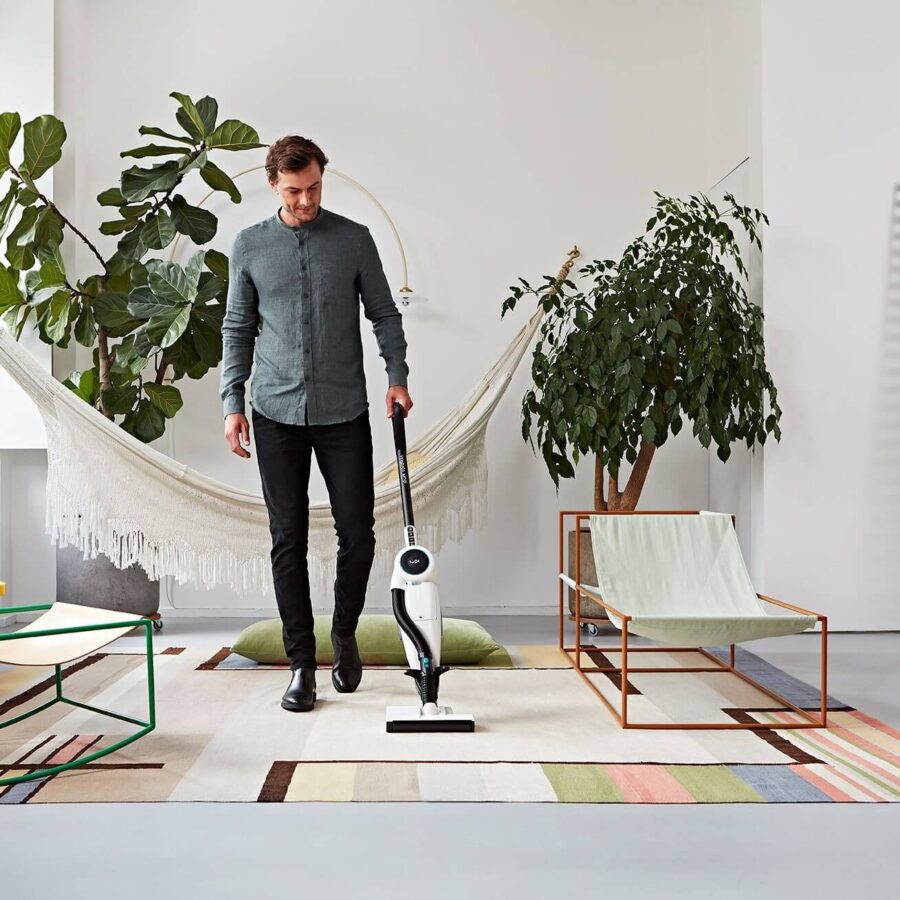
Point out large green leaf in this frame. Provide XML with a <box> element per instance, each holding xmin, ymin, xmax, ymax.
<box><xmin>22</xmin><ymin>115</ymin><xmax>67</xmax><ymax>180</ymax></box>
<box><xmin>144</xmin><ymin>382</ymin><xmax>183</xmax><ymax>418</ymax></box>
<box><xmin>141</xmin><ymin>210</ymin><xmax>177</xmax><ymax>250</ymax></box>
<box><xmin>0</xmin><ymin>265</ymin><xmax>23</xmax><ymax>311</ymax></box>
<box><xmin>120</xmin><ymin>160</ymin><xmax>181</xmax><ymax>202</ymax></box>
<box><xmin>206</xmin><ymin>120</ymin><xmax>264</xmax><ymax>151</ymax></box>
<box><xmin>145</xmin><ymin>259</ymin><xmax>193</xmax><ymax>304</ymax></box>
<box><xmin>195</xmin><ymin>96</ymin><xmax>218</xmax><ymax>135</ymax></box>
<box><xmin>120</xmin><ymin>143</ymin><xmax>188</xmax><ymax>159</ymax></box>
<box><xmin>138</xmin><ymin>125</ymin><xmax>195</xmax><ymax>145</ymax></box>
<box><xmin>170</xmin><ymin>92</ymin><xmax>207</xmax><ymax>141</ymax></box>
<box><xmin>73</xmin><ymin>302</ymin><xmax>97</xmax><ymax>346</ymax></box>
<box><xmin>189</xmin><ymin>311</ymin><xmax>222</xmax><ymax>365</ymax></box>
<box><xmin>199</xmin><ymin>160</ymin><xmax>241</xmax><ymax>203</ymax></box>
<box><xmin>203</xmin><ymin>248</ymin><xmax>229</xmax><ymax>279</ymax></box>
<box><xmin>195</xmin><ymin>272</ymin><xmax>226</xmax><ymax>305</ymax></box>
<box><xmin>0</xmin><ymin>179</ymin><xmax>20</xmax><ymax>241</ymax></box>
<box><xmin>93</xmin><ymin>291</ymin><xmax>138</xmax><ymax>328</ymax></box>
<box><xmin>63</xmin><ymin>368</ymin><xmax>99</xmax><ymax>405</ymax></box>
<box><xmin>0</xmin><ymin>112</ymin><xmax>21</xmax><ymax>177</ymax></box>
<box><xmin>97</xmin><ymin>187</ymin><xmax>127</xmax><ymax>206</ymax></box>
<box><xmin>168</xmin><ymin>195</ymin><xmax>217</xmax><ymax>244</ymax></box>
<box><xmin>146</xmin><ymin>303</ymin><xmax>190</xmax><ymax>348</ymax></box>
<box><xmin>102</xmin><ymin>383</ymin><xmax>139</xmax><ymax>415</ymax></box>
<box><xmin>34</xmin><ymin>207</ymin><xmax>64</xmax><ymax>260</ymax></box>
<box><xmin>5</xmin><ymin>205</ymin><xmax>41</xmax><ymax>269</ymax></box>
<box><xmin>122</xmin><ymin>398</ymin><xmax>166</xmax><ymax>443</ymax></box>
<box><xmin>43</xmin><ymin>291</ymin><xmax>72</xmax><ymax>343</ymax></box>
<box><xmin>117</xmin><ymin>220</ymin><xmax>151</xmax><ymax>260</ymax></box>
<box><xmin>127</xmin><ymin>285</ymin><xmax>179</xmax><ymax>319</ymax></box>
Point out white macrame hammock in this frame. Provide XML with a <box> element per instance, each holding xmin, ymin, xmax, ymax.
<box><xmin>0</xmin><ymin>310</ymin><xmax>542</xmax><ymax>598</ymax></box>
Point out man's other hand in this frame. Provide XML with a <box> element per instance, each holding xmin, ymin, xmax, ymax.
<box><xmin>386</xmin><ymin>385</ymin><xmax>413</xmax><ymax>418</ymax></box>
<box><xmin>225</xmin><ymin>413</ymin><xmax>251</xmax><ymax>458</ymax></box>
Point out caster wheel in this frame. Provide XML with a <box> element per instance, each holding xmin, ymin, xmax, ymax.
<box><xmin>152</xmin><ymin>619</ymin><xmax>164</xmax><ymax>632</ymax></box>
<box><xmin>579</xmin><ymin>622</ymin><xmax>589</xmax><ymax>632</ymax></box>
<box><xmin>586</xmin><ymin>624</ymin><xmax>600</xmax><ymax>637</ymax></box>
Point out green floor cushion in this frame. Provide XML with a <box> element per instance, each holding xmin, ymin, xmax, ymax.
<box><xmin>232</xmin><ymin>613</ymin><xmax>506</xmax><ymax>666</ymax></box>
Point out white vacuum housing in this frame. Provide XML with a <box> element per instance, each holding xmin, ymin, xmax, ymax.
<box><xmin>385</xmin><ymin>405</ymin><xmax>475</xmax><ymax>734</ymax></box>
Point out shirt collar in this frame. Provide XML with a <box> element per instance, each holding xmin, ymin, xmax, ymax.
<box><xmin>273</xmin><ymin>205</ymin><xmax>325</xmax><ymax>233</ymax></box>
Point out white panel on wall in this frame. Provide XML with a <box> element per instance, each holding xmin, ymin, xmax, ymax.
<box><xmin>0</xmin><ymin>0</ymin><xmax>54</xmax><ymax>450</ymax></box>
<box><xmin>761</xmin><ymin>0</ymin><xmax>900</xmax><ymax>629</ymax></box>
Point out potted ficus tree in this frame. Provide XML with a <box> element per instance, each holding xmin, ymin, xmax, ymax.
<box><xmin>0</xmin><ymin>92</ymin><xmax>263</xmax><ymax>618</ymax></box>
<box><xmin>501</xmin><ymin>192</ymin><xmax>781</xmax><ymax>627</ymax></box>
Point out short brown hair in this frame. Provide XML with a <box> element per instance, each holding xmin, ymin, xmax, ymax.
<box><xmin>265</xmin><ymin>135</ymin><xmax>329</xmax><ymax>182</ymax></box>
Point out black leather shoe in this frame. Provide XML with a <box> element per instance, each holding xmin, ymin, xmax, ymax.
<box><xmin>281</xmin><ymin>667</ymin><xmax>316</xmax><ymax>712</ymax></box>
<box><xmin>331</xmin><ymin>631</ymin><xmax>362</xmax><ymax>693</ymax></box>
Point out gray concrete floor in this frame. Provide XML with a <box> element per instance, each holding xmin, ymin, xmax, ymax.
<box><xmin>2</xmin><ymin>615</ymin><xmax>898</xmax><ymax>898</ymax></box>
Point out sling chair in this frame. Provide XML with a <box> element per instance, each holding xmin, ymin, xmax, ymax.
<box><xmin>557</xmin><ymin>510</ymin><xmax>827</xmax><ymax>730</ymax></box>
<box><xmin>0</xmin><ymin>598</ymin><xmax>155</xmax><ymax>786</ymax></box>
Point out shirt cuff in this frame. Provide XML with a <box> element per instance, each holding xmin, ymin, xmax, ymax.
<box><xmin>387</xmin><ymin>373</ymin><xmax>408</xmax><ymax>389</ymax></box>
<box><xmin>223</xmin><ymin>392</ymin><xmax>246</xmax><ymax>418</ymax></box>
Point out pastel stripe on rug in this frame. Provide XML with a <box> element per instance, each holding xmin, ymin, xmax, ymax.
<box><xmin>602</xmin><ymin>763</ymin><xmax>694</xmax><ymax>802</ymax></box>
<box><xmin>761</xmin><ymin>712</ymin><xmax>900</xmax><ymax>801</ymax></box>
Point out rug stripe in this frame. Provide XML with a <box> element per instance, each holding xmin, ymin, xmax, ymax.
<box><xmin>0</xmin><ymin>654</ymin><xmax>104</xmax><ymax>715</ymax></box>
<box><xmin>479</xmin><ymin>763</ymin><xmax>558</xmax><ymax>802</ymax></box>
<box><xmin>46</xmin><ymin>734</ymin><xmax>102</xmax><ymax>766</ymax></box>
<box><xmin>603</xmin><ymin>764</ymin><xmax>694</xmax><ymax>803</ymax></box>
<box><xmin>257</xmin><ymin>761</ymin><xmax>295</xmax><ymax>802</ymax></box>
<box><xmin>354</xmin><ymin>762</ymin><xmax>419</xmax><ymax>802</ymax></box>
<box><xmin>542</xmin><ymin>764</ymin><xmax>622</xmax><ymax>802</ymax></box>
<box><xmin>285</xmin><ymin>763</ymin><xmax>357</xmax><ymax>802</ymax></box>
<box><xmin>666</xmin><ymin>765</ymin><xmax>764</xmax><ymax>803</ymax></box>
<box><xmin>763</xmin><ymin>714</ymin><xmax>900</xmax><ymax>799</ymax></box>
<box><xmin>798</xmin><ymin>762</ymin><xmax>883</xmax><ymax>802</ymax></box>
<box><xmin>824</xmin><ymin>722</ymin><xmax>900</xmax><ymax>768</ymax></box>
<box><xmin>727</xmin><ymin>765</ymin><xmax>832</xmax><ymax>802</ymax></box>
<box><xmin>791</xmin><ymin>764</ymin><xmax>855</xmax><ymax>802</ymax></box>
<box><xmin>417</xmin><ymin>763</ymin><xmax>488</xmax><ymax>802</ymax></box>
<box><xmin>770</xmin><ymin>712</ymin><xmax>900</xmax><ymax>788</ymax></box>
<box><xmin>848</xmin><ymin>709</ymin><xmax>900</xmax><ymax>741</ymax></box>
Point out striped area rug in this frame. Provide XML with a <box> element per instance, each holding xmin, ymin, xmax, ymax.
<box><xmin>0</xmin><ymin>645</ymin><xmax>896</xmax><ymax>804</ymax></box>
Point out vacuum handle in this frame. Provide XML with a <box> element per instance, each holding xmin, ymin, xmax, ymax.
<box><xmin>391</xmin><ymin>402</ymin><xmax>407</xmax><ymax>452</ymax></box>
<box><xmin>391</xmin><ymin>402</ymin><xmax>415</xmax><ymax>530</ymax></box>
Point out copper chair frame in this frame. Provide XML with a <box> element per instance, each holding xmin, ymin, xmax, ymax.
<box><xmin>558</xmin><ymin>510</ymin><xmax>828</xmax><ymax>730</ymax></box>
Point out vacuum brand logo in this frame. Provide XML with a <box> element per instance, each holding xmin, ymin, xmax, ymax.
<box><xmin>397</xmin><ymin>451</ymin><xmax>408</xmax><ymax>484</ymax></box>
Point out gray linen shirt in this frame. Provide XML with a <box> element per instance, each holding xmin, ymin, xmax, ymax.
<box><xmin>219</xmin><ymin>206</ymin><xmax>408</xmax><ymax>426</ymax></box>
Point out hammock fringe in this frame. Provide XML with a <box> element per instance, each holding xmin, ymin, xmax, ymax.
<box><xmin>0</xmin><ymin>310</ymin><xmax>539</xmax><ymax>603</ymax></box>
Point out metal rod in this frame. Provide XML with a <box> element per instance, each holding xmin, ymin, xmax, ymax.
<box><xmin>391</xmin><ymin>402</ymin><xmax>415</xmax><ymax>530</ymax></box>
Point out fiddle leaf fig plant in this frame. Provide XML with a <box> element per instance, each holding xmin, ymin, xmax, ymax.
<box><xmin>501</xmin><ymin>192</ymin><xmax>781</xmax><ymax>510</ymax></box>
<box><xmin>0</xmin><ymin>91</ymin><xmax>264</xmax><ymax>443</ymax></box>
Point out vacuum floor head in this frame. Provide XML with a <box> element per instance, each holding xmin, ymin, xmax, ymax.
<box><xmin>385</xmin><ymin>705</ymin><xmax>475</xmax><ymax>733</ymax></box>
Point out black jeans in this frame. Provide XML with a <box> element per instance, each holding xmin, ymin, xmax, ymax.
<box><xmin>252</xmin><ymin>407</ymin><xmax>376</xmax><ymax>670</ymax></box>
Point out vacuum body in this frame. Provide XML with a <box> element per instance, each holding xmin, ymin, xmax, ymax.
<box><xmin>385</xmin><ymin>404</ymin><xmax>475</xmax><ymax>733</ymax></box>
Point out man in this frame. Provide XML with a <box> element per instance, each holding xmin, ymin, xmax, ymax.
<box><xmin>220</xmin><ymin>135</ymin><xmax>412</xmax><ymax>713</ymax></box>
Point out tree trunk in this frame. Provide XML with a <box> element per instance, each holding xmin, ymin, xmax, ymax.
<box><xmin>593</xmin><ymin>455</ymin><xmax>607</xmax><ymax>510</ymax></box>
<box><xmin>603</xmin><ymin>441</ymin><xmax>657</xmax><ymax>511</ymax></box>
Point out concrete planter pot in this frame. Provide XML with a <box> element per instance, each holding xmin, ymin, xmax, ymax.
<box><xmin>56</xmin><ymin>544</ymin><xmax>160</xmax><ymax>620</ymax></box>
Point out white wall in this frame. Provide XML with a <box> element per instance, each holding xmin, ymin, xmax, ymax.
<box><xmin>760</xmin><ymin>0</ymin><xmax>900</xmax><ymax>628</ymax></box>
<box><xmin>0</xmin><ymin>0</ymin><xmax>53</xmax><ymax>451</ymax></box>
<box><xmin>704</xmin><ymin>0</ymin><xmax>763</xmax><ymax>578</ymax></box>
<box><xmin>0</xmin><ymin>0</ymin><xmax>55</xmax><ymax>620</ymax></box>
<box><xmin>5</xmin><ymin>0</ymin><xmax>758</xmax><ymax>618</ymax></box>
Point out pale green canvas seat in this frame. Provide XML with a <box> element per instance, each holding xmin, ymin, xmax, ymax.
<box><xmin>562</xmin><ymin>512</ymin><xmax>816</xmax><ymax>645</ymax></box>
<box><xmin>558</xmin><ymin>510</ymin><xmax>826</xmax><ymax>729</ymax></box>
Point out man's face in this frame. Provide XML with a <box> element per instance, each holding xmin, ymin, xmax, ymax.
<box><xmin>270</xmin><ymin>163</ymin><xmax>323</xmax><ymax>224</ymax></box>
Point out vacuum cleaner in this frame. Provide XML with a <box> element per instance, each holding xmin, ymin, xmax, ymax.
<box><xmin>385</xmin><ymin>402</ymin><xmax>475</xmax><ymax>733</ymax></box>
